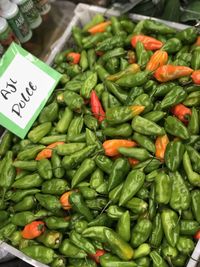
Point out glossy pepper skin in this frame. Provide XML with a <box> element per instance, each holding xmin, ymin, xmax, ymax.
<box><xmin>150</xmin><ymin>213</ymin><xmax>163</xmax><ymax>248</ymax></box>
<box><xmin>150</xmin><ymin>251</ymin><xmax>168</xmax><ymax>267</ymax></box>
<box><xmin>104</xmin><ymin>228</ymin><xmax>134</xmax><ymax>260</ymax></box>
<box><xmin>164</xmin><ymin>116</ymin><xmax>189</xmax><ymax>140</ymax></box>
<box><xmin>161</xmin><ymin>209</ymin><xmax>180</xmax><ymax>247</ymax></box>
<box><xmin>170</xmin><ymin>171</ymin><xmax>191</xmax><ymax>212</ymax></box>
<box><xmin>164</xmin><ymin>141</ymin><xmax>185</xmax><ymax>171</ymax></box>
<box><xmin>21</xmin><ymin>245</ymin><xmax>55</xmax><ymax>264</ymax></box>
<box><xmin>191</xmin><ymin>190</ymin><xmax>200</xmax><ymax>223</ymax></box>
<box><xmin>160</xmin><ymin>86</ymin><xmax>187</xmax><ymax>110</ymax></box>
<box><xmin>59</xmin><ymin>239</ymin><xmax>87</xmax><ymax>258</ymax></box>
<box><xmin>155</xmin><ymin>172</ymin><xmax>171</xmax><ymax>204</ymax></box>
<box><xmin>131</xmin><ymin>219</ymin><xmax>152</xmax><ymax>248</ymax></box>
<box><xmin>131</xmin><ymin>35</ymin><xmax>163</xmax><ymax>50</ymax></box>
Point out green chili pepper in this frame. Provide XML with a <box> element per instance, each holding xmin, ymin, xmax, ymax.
<box><xmin>35</xmin><ymin>193</ymin><xmax>61</xmax><ymax>213</ymax></box>
<box><xmin>44</xmin><ymin>216</ymin><xmax>69</xmax><ymax>231</ymax></box>
<box><xmin>183</xmin><ymin>151</ymin><xmax>200</xmax><ymax>187</ymax></box>
<box><xmin>95</xmin><ymin>155</ymin><xmax>113</xmax><ymax>174</ymax></box>
<box><xmin>191</xmin><ymin>190</ymin><xmax>200</xmax><ymax>223</ymax></box>
<box><xmin>13</xmin><ymin>160</ymin><xmax>37</xmax><ymax>171</ymax></box>
<box><xmin>132</xmin><ymin>116</ymin><xmax>165</xmax><ymax>136</ymax></box>
<box><xmin>12</xmin><ymin>173</ymin><xmax>43</xmax><ymax>189</ymax></box>
<box><xmin>150</xmin><ymin>251</ymin><xmax>168</xmax><ymax>267</ymax></box>
<box><xmin>125</xmin><ymin>197</ymin><xmax>148</xmax><ymax>214</ymax></box>
<box><xmin>164</xmin><ymin>141</ymin><xmax>185</xmax><ymax>171</ymax></box>
<box><xmin>107</xmin><ymin>205</ymin><xmax>126</xmax><ymax>220</ymax></box>
<box><xmin>116</xmin><ymin>70</ymin><xmax>150</xmax><ymax>88</ymax></box>
<box><xmin>131</xmin><ymin>219</ymin><xmax>152</xmax><ymax>248</ymax></box>
<box><xmin>71</xmin><ymin>158</ymin><xmax>96</xmax><ymax>188</ymax></box>
<box><xmin>64</xmin><ymin>80</ymin><xmax>83</xmax><ymax>93</ymax></box>
<box><xmin>136</xmin><ymin>41</ymin><xmax>149</xmax><ymax>69</ymax></box>
<box><xmin>162</xmin><ymin>38</ymin><xmax>182</xmax><ymax>54</ymax></box>
<box><xmin>84</xmin><ymin>32</ymin><xmax>112</xmax><ymax>49</ymax></box>
<box><xmin>105</xmin><ymin>80</ymin><xmax>128</xmax><ymax>104</ymax></box>
<box><xmin>90</xmin><ymin>168</ymin><xmax>104</xmax><ymax>189</ymax></box>
<box><xmin>28</xmin><ymin>122</ymin><xmax>52</xmax><ymax>143</ymax></box>
<box><xmin>86</xmin><ymin>197</ymin><xmax>107</xmax><ymax>210</ymax></box>
<box><xmin>39</xmin><ymin>135</ymin><xmax>67</xmax><ymax>145</ymax></box>
<box><xmin>108</xmin><ymin>183</ymin><xmax>123</xmax><ymax>204</ymax></box>
<box><xmin>56</xmin><ymin>107</ymin><xmax>73</xmax><ymax>134</ymax></box>
<box><xmin>51</xmin><ymin>150</ymin><xmax>65</xmax><ymax>178</ymax></box>
<box><xmin>37</xmin><ymin>229</ymin><xmax>63</xmax><ymax>249</ymax></box>
<box><xmin>160</xmin><ymin>86</ymin><xmax>187</xmax><ymax>110</ymax></box>
<box><xmin>74</xmin><ymin>220</ymin><xmax>88</xmax><ymax>234</ymax></box>
<box><xmin>82</xmin><ymin>226</ymin><xmax>109</xmax><ymax>242</ymax></box>
<box><xmin>88</xmin><ymin>213</ymin><xmax>111</xmax><ymax>228</ymax></box>
<box><xmin>143</xmin><ymin>111</ymin><xmax>166</xmax><ymax>123</ymax></box>
<box><xmin>169</xmin><ymin>171</ymin><xmax>191</xmax><ymax>211</ymax></box>
<box><xmin>12</xmin><ymin>195</ymin><xmax>36</xmax><ymax>212</ymax></box>
<box><xmin>0</xmin><ymin>132</ymin><xmax>12</xmax><ymax>157</ymax></box>
<box><xmin>176</xmin><ymin>236</ymin><xmax>194</xmax><ymax>255</ymax></box>
<box><xmin>188</xmin><ymin>107</ymin><xmax>199</xmax><ymax>135</ymax></box>
<box><xmin>100</xmin><ymin>253</ymin><xmax>137</xmax><ymax>267</ymax></box>
<box><xmin>104</xmin><ymin>228</ymin><xmax>134</xmax><ymax>260</ymax></box>
<box><xmin>51</xmin><ymin>256</ymin><xmax>66</xmax><ymax>267</ymax></box>
<box><xmin>105</xmin><ymin>57</ymin><xmax>120</xmax><ymax>74</ymax></box>
<box><xmin>69</xmin><ymin>230</ymin><xmax>95</xmax><ymax>254</ymax></box>
<box><xmin>95</xmin><ymin>64</ymin><xmax>110</xmax><ymax>81</ymax></box>
<box><xmin>133</xmin><ymin>243</ymin><xmax>151</xmax><ymax>259</ymax></box>
<box><xmin>37</xmin><ymin>158</ymin><xmax>53</xmax><ymax>180</ymax></box>
<box><xmin>161</xmin><ymin>209</ymin><xmax>180</xmax><ymax>247</ymax></box>
<box><xmin>176</xmin><ymin>27</ymin><xmax>198</xmax><ymax>44</ymax></box>
<box><xmin>155</xmin><ymin>172</ymin><xmax>171</xmax><ymax>204</ymax></box>
<box><xmin>69</xmin><ymin>191</ymin><xmax>93</xmax><ymax>221</ymax></box>
<box><xmin>144</xmin><ymin>19</ymin><xmax>175</xmax><ymax>34</ymax></box>
<box><xmin>0</xmin><ymin>151</ymin><xmax>15</xmax><ymax>191</ymax></box>
<box><xmin>186</xmin><ymin>145</ymin><xmax>200</xmax><ymax>172</ymax></box>
<box><xmin>10</xmin><ymin>188</ymin><xmax>40</xmax><ymax>203</ymax></box>
<box><xmin>11</xmin><ymin>211</ymin><xmax>36</xmax><ymax>226</ymax></box>
<box><xmin>152</xmin><ymin>82</ymin><xmax>175</xmax><ymax>98</ymax></box>
<box><xmin>84</xmin><ymin>115</ymin><xmax>99</xmax><ymax>131</ymax></box>
<box><xmin>56</xmin><ymin>143</ymin><xmax>86</xmax><ymax>156</ymax></box>
<box><xmin>39</xmin><ymin>102</ymin><xmax>58</xmax><ymax>124</ymax></box>
<box><xmin>180</xmin><ymin>220</ymin><xmax>200</xmax><ymax>235</ymax></box>
<box><xmin>83</xmin><ymin>14</ymin><xmax>104</xmax><ymax>31</ymax></box>
<box><xmin>149</xmin><ymin>213</ymin><xmax>163</xmax><ymax>248</ymax></box>
<box><xmin>116</xmin><ymin>210</ymin><xmax>130</xmax><ymax>242</ymax></box>
<box><xmin>183</xmin><ymin>91</ymin><xmax>200</xmax><ymax>107</ymax></box>
<box><xmin>118</xmin><ymin>147</ymin><xmax>152</xmax><ymax>161</ymax></box>
<box><xmin>80</xmin><ymin>50</ymin><xmax>88</xmax><ymax>71</ymax></box>
<box><xmin>119</xmin><ymin>169</ymin><xmax>145</xmax><ymax>206</ymax></box>
<box><xmin>80</xmin><ymin>72</ymin><xmax>98</xmax><ymax>99</ymax></box>
<box><xmin>62</xmin><ymin>145</ymin><xmax>96</xmax><ymax>170</ymax></box>
<box><xmin>21</xmin><ymin>245</ymin><xmax>55</xmax><ymax>264</ymax></box>
<box><xmin>136</xmin><ymin>187</ymin><xmax>149</xmax><ymax>200</ymax></box>
<box><xmin>108</xmin><ymin>157</ymin><xmax>130</xmax><ymax>191</ymax></box>
<box><xmin>63</xmin><ymin>90</ymin><xmax>84</xmax><ymax>111</ymax></box>
<box><xmin>135</xmin><ymin>256</ymin><xmax>150</xmax><ymax>267</ymax></box>
<box><xmin>96</xmin><ymin>36</ymin><xmax>124</xmax><ymax>51</ymax></box>
<box><xmin>164</xmin><ymin>116</ymin><xmax>189</xmax><ymax>140</ymax></box>
<box><xmin>132</xmin><ymin>94</ymin><xmax>153</xmax><ymax>113</ymax></box>
<box><xmin>41</xmin><ymin>179</ymin><xmax>69</xmax><ymax>195</ymax></box>
<box><xmin>133</xmin><ymin>132</ymin><xmax>156</xmax><ymax>154</ymax></box>
<box><xmin>0</xmin><ymin>223</ymin><xmax>17</xmax><ymax>240</ymax></box>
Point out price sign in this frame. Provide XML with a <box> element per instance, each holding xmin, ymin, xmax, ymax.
<box><xmin>0</xmin><ymin>43</ymin><xmax>61</xmax><ymax>138</ymax></box>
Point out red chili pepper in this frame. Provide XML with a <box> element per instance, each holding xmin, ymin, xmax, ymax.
<box><xmin>191</xmin><ymin>70</ymin><xmax>200</xmax><ymax>85</ymax></box>
<box><xmin>89</xmin><ymin>249</ymin><xmax>106</xmax><ymax>264</ymax></box>
<box><xmin>90</xmin><ymin>90</ymin><xmax>105</xmax><ymax>122</ymax></box>
<box><xmin>154</xmin><ymin>65</ymin><xmax>193</xmax><ymax>82</ymax></box>
<box><xmin>171</xmin><ymin>104</ymin><xmax>192</xmax><ymax>124</ymax></box>
<box><xmin>146</xmin><ymin>50</ymin><xmax>168</xmax><ymax>71</ymax></box>
<box><xmin>21</xmin><ymin>221</ymin><xmax>45</xmax><ymax>239</ymax></box>
<box><xmin>128</xmin><ymin>158</ymin><xmax>139</xmax><ymax>166</ymax></box>
<box><xmin>35</xmin><ymin>141</ymin><xmax>65</xmax><ymax>160</ymax></box>
<box><xmin>67</xmin><ymin>52</ymin><xmax>81</xmax><ymax>64</ymax></box>
<box><xmin>155</xmin><ymin>134</ymin><xmax>169</xmax><ymax>161</ymax></box>
<box><xmin>88</xmin><ymin>21</ymin><xmax>111</xmax><ymax>34</ymax></box>
<box><xmin>194</xmin><ymin>230</ymin><xmax>200</xmax><ymax>240</ymax></box>
<box><xmin>131</xmin><ymin>35</ymin><xmax>163</xmax><ymax>50</ymax></box>
<box><xmin>103</xmin><ymin>139</ymin><xmax>137</xmax><ymax>157</ymax></box>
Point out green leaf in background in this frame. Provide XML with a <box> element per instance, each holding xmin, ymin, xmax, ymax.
<box><xmin>180</xmin><ymin>1</ymin><xmax>200</xmax><ymax>22</ymax></box>
<box><xmin>161</xmin><ymin>0</ymin><xmax>181</xmax><ymax>22</ymax></box>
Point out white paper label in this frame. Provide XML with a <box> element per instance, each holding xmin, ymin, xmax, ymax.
<box><xmin>0</xmin><ymin>53</ymin><xmax>55</xmax><ymax>129</ymax></box>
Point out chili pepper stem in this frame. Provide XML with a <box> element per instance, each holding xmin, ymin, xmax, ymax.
<box><xmin>100</xmin><ymin>199</ymin><xmax>112</xmax><ymax>215</ymax></box>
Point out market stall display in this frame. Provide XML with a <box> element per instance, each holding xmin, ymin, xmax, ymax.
<box><xmin>0</xmin><ymin>3</ymin><xmax>200</xmax><ymax>267</ymax></box>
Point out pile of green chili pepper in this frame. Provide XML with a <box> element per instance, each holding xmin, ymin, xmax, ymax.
<box><xmin>1</xmin><ymin>13</ymin><xmax>200</xmax><ymax>267</ymax></box>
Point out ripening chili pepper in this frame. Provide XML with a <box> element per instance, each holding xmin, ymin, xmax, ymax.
<box><xmin>35</xmin><ymin>141</ymin><xmax>65</xmax><ymax>160</ymax></box>
<box><xmin>88</xmin><ymin>21</ymin><xmax>111</xmax><ymax>34</ymax></box>
<box><xmin>89</xmin><ymin>249</ymin><xmax>106</xmax><ymax>264</ymax></box>
<box><xmin>194</xmin><ymin>230</ymin><xmax>200</xmax><ymax>240</ymax></box>
<box><xmin>155</xmin><ymin>134</ymin><xmax>169</xmax><ymax>161</ymax></box>
<box><xmin>128</xmin><ymin>158</ymin><xmax>139</xmax><ymax>166</ymax></box>
<box><xmin>191</xmin><ymin>70</ymin><xmax>200</xmax><ymax>85</ymax></box>
<box><xmin>60</xmin><ymin>191</ymin><xmax>73</xmax><ymax>210</ymax></box>
<box><xmin>171</xmin><ymin>104</ymin><xmax>192</xmax><ymax>124</ymax></box>
<box><xmin>154</xmin><ymin>65</ymin><xmax>193</xmax><ymax>82</ymax></box>
<box><xmin>66</xmin><ymin>52</ymin><xmax>81</xmax><ymax>64</ymax></box>
<box><xmin>90</xmin><ymin>90</ymin><xmax>105</xmax><ymax>122</ymax></box>
<box><xmin>146</xmin><ymin>50</ymin><xmax>168</xmax><ymax>71</ymax></box>
<box><xmin>131</xmin><ymin>35</ymin><xmax>163</xmax><ymax>50</ymax></box>
<box><xmin>103</xmin><ymin>139</ymin><xmax>137</xmax><ymax>157</ymax></box>
<box><xmin>21</xmin><ymin>221</ymin><xmax>45</xmax><ymax>239</ymax></box>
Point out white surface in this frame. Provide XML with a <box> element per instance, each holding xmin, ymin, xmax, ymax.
<box><xmin>0</xmin><ymin>17</ymin><xmax>8</xmax><ymax>34</ymax></box>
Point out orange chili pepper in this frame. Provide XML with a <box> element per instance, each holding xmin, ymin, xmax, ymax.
<box><xmin>35</xmin><ymin>141</ymin><xmax>65</xmax><ymax>160</ymax></box>
<box><xmin>103</xmin><ymin>139</ymin><xmax>137</xmax><ymax>157</ymax></box>
<box><xmin>21</xmin><ymin>221</ymin><xmax>45</xmax><ymax>239</ymax></box>
<box><xmin>67</xmin><ymin>52</ymin><xmax>81</xmax><ymax>64</ymax></box>
<box><xmin>146</xmin><ymin>50</ymin><xmax>168</xmax><ymax>71</ymax></box>
<box><xmin>191</xmin><ymin>70</ymin><xmax>200</xmax><ymax>85</ymax></box>
<box><xmin>88</xmin><ymin>21</ymin><xmax>111</xmax><ymax>34</ymax></box>
<box><xmin>155</xmin><ymin>134</ymin><xmax>169</xmax><ymax>161</ymax></box>
<box><xmin>128</xmin><ymin>158</ymin><xmax>140</xmax><ymax>166</ymax></box>
<box><xmin>131</xmin><ymin>35</ymin><xmax>163</xmax><ymax>50</ymax></box>
<box><xmin>171</xmin><ymin>104</ymin><xmax>192</xmax><ymax>124</ymax></box>
<box><xmin>154</xmin><ymin>65</ymin><xmax>193</xmax><ymax>82</ymax></box>
<box><xmin>60</xmin><ymin>191</ymin><xmax>73</xmax><ymax>210</ymax></box>
<box><xmin>89</xmin><ymin>249</ymin><xmax>106</xmax><ymax>264</ymax></box>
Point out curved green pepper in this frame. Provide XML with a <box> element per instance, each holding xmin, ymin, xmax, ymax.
<box><xmin>131</xmin><ymin>219</ymin><xmax>152</xmax><ymax>248</ymax></box>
